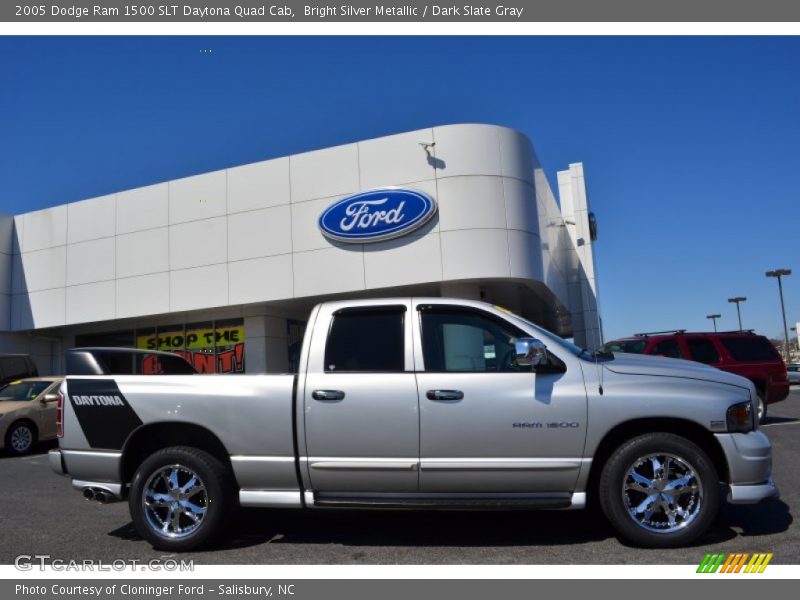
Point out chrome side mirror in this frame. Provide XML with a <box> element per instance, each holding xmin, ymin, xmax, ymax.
<box><xmin>515</xmin><ymin>337</ymin><xmax>547</xmax><ymax>367</ymax></box>
<box><xmin>42</xmin><ymin>393</ymin><xmax>59</xmax><ymax>404</ymax></box>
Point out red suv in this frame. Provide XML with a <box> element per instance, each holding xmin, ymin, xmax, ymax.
<box><xmin>601</xmin><ymin>330</ymin><xmax>789</xmax><ymax>422</ymax></box>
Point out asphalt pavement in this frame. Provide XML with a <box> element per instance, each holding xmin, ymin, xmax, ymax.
<box><xmin>1</xmin><ymin>389</ymin><xmax>798</xmax><ymax>565</ymax></box>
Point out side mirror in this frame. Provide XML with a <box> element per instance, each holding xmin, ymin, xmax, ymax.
<box><xmin>41</xmin><ymin>393</ymin><xmax>59</xmax><ymax>404</ymax></box>
<box><xmin>515</xmin><ymin>337</ymin><xmax>547</xmax><ymax>367</ymax></box>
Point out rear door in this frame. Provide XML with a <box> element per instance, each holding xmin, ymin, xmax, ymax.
<box><xmin>302</xmin><ymin>302</ymin><xmax>420</xmax><ymax>493</ymax></box>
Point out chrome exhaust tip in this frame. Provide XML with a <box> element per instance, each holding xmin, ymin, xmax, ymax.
<box><xmin>82</xmin><ymin>488</ymin><xmax>95</xmax><ymax>501</ymax></box>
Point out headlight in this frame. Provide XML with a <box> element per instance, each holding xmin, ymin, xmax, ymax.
<box><xmin>727</xmin><ymin>401</ymin><xmax>754</xmax><ymax>433</ymax></box>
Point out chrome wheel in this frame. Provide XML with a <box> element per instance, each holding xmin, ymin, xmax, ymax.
<box><xmin>622</xmin><ymin>453</ymin><xmax>702</xmax><ymax>534</ymax></box>
<box><xmin>142</xmin><ymin>465</ymin><xmax>208</xmax><ymax>539</ymax></box>
<box><xmin>10</xmin><ymin>425</ymin><xmax>33</xmax><ymax>453</ymax></box>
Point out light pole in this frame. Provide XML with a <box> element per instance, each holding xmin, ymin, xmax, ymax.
<box><xmin>766</xmin><ymin>269</ymin><xmax>792</xmax><ymax>361</ymax></box>
<box><xmin>706</xmin><ymin>314</ymin><xmax>721</xmax><ymax>333</ymax></box>
<box><xmin>727</xmin><ymin>296</ymin><xmax>747</xmax><ymax>331</ymax></box>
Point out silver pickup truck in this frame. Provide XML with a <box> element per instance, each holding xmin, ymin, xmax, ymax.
<box><xmin>50</xmin><ymin>297</ymin><xmax>777</xmax><ymax>551</ymax></box>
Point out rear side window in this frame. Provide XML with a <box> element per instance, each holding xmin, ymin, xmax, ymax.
<box><xmin>651</xmin><ymin>339</ymin><xmax>683</xmax><ymax>359</ymax></box>
<box><xmin>686</xmin><ymin>338</ymin><xmax>720</xmax><ymax>364</ymax></box>
<box><xmin>720</xmin><ymin>337</ymin><xmax>781</xmax><ymax>362</ymax></box>
<box><xmin>324</xmin><ymin>309</ymin><xmax>405</xmax><ymax>372</ymax></box>
<box><xmin>601</xmin><ymin>340</ymin><xmax>648</xmax><ymax>354</ymax></box>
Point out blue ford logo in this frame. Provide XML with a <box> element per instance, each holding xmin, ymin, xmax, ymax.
<box><xmin>318</xmin><ymin>188</ymin><xmax>437</xmax><ymax>243</ymax></box>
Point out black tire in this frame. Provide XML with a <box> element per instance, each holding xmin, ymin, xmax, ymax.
<box><xmin>129</xmin><ymin>446</ymin><xmax>233</xmax><ymax>551</ymax></box>
<box><xmin>756</xmin><ymin>391</ymin><xmax>768</xmax><ymax>424</ymax></box>
<box><xmin>598</xmin><ymin>433</ymin><xmax>719</xmax><ymax>548</ymax></box>
<box><xmin>4</xmin><ymin>420</ymin><xmax>37</xmax><ymax>456</ymax></box>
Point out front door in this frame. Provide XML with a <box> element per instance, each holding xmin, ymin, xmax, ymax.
<box><xmin>302</xmin><ymin>303</ymin><xmax>420</xmax><ymax>493</ymax></box>
<box><xmin>413</xmin><ymin>303</ymin><xmax>588</xmax><ymax>493</ymax></box>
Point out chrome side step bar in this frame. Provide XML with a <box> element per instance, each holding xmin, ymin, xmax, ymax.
<box><xmin>312</xmin><ymin>493</ymin><xmax>573</xmax><ymax>510</ymax></box>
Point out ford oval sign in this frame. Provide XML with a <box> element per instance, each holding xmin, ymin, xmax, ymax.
<box><xmin>318</xmin><ymin>188</ymin><xmax>437</xmax><ymax>243</ymax></box>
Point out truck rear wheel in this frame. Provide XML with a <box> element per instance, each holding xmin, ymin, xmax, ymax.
<box><xmin>129</xmin><ymin>446</ymin><xmax>232</xmax><ymax>551</ymax></box>
<box><xmin>598</xmin><ymin>433</ymin><xmax>719</xmax><ymax>548</ymax></box>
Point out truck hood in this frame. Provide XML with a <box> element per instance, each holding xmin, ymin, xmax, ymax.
<box><xmin>603</xmin><ymin>353</ymin><xmax>751</xmax><ymax>390</ymax></box>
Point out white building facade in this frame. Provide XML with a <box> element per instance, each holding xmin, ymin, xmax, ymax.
<box><xmin>0</xmin><ymin>124</ymin><xmax>601</xmax><ymax>375</ymax></box>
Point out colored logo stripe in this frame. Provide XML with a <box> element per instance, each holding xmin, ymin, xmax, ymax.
<box><xmin>697</xmin><ymin>552</ymin><xmax>772</xmax><ymax>573</ymax></box>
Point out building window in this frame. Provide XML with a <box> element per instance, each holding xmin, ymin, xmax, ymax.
<box><xmin>75</xmin><ymin>330</ymin><xmax>135</xmax><ymax>348</ymax></box>
<box><xmin>77</xmin><ymin>319</ymin><xmax>245</xmax><ymax>374</ymax></box>
<box><xmin>287</xmin><ymin>319</ymin><xmax>306</xmax><ymax>373</ymax></box>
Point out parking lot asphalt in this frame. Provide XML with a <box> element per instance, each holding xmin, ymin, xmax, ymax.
<box><xmin>1</xmin><ymin>389</ymin><xmax>798</xmax><ymax>565</ymax></box>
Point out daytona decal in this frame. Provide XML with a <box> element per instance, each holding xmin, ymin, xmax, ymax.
<box><xmin>67</xmin><ymin>379</ymin><xmax>143</xmax><ymax>450</ymax></box>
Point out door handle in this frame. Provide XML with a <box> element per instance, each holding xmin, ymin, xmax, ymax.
<box><xmin>312</xmin><ymin>390</ymin><xmax>345</xmax><ymax>401</ymax></box>
<box><xmin>426</xmin><ymin>389</ymin><xmax>464</xmax><ymax>401</ymax></box>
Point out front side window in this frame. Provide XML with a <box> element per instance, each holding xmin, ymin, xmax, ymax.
<box><xmin>325</xmin><ymin>309</ymin><xmax>405</xmax><ymax>372</ymax></box>
<box><xmin>0</xmin><ymin>380</ymin><xmax>52</xmax><ymax>401</ymax></box>
<box><xmin>686</xmin><ymin>338</ymin><xmax>720</xmax><ymax>364</ymax></box>
<box><xmin>420</xmin><ymin>308</ymin><xmax>531</xmax><ymax>373</ymax></box>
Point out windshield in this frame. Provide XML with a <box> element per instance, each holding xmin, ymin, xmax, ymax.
<box><xmin>0</xmin><ymin>380</ymin><xmax>53</xmax><ymax>401</ymax></box>
<box><xmin>600</xmin><ymin>340</ymin><xmax>648</xmax><ymax>354</ymax></box>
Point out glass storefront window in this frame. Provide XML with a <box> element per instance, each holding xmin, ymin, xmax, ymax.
<box><xmin>75</xmin><ymin>330</ymin><xmax>135</xmax><ymax>347</ymax></box>
<box><xmin>76</xmin><ymin>319</ymin><xmax>246</xmax><ymax>374</ymax></box>
<box><xmin>156</xmin><ymin>325</ymin><xmax>186</xmax><ymax>353</ymax></box>
<box><xmin>185</xmin><ymin>321</ymin><xmax>216</xmax><ymax>373</ymax></box>
<box><xmin>213</xmin><ymin>319</ymin><xmax>245</xmax><ymax>374</ymax></box>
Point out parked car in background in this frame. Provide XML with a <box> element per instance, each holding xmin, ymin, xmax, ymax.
<box><xmin>788</xmin><ymin>363</ymin><xmax>800</xmax><ymax>385</ymax></box>
<box><xmin>0</xmin><ymin>377</ymin><xmax>63</xmax><ymax>455</ymax></box>
<box><xmin>0</xmin><ymin>354</ymin><xmax>38</xmax><ymax>386</ymax></box>
<box><xmin>601</xmin><ymin>330</ymin><xmax>789</xmax><ymax>422</ymax></box>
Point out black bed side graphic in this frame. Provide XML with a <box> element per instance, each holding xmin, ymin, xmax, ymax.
<box><xmin>67</xmin><ymin>379</ymin><xmax>143</xmax><ymax>450</ymax></box>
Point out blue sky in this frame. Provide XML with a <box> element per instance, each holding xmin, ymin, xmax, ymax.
<box><xmin>1</xmin><ymin>36</ymin><xmax>798</xmax><ymax>341</ymax></box>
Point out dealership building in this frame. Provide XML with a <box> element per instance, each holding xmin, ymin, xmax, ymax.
<box><xmin>0</xmin><ymin>124</ymin><xmax>601</xmax><ymax>375</ymax></box>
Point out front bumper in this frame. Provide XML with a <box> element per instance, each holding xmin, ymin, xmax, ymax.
<box><xmin>715</xmin><ymin>430</ymin><xmax>778</xmax><ymax>503</ymax></box>
<box><xmin>728</xmin><ymin>479</ymin><xmax>779</xmax><ymax>504</ymax></box>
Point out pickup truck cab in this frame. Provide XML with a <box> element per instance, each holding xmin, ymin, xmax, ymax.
<box><xmin>50</xmin><ymin>298</ymin><xmax>777</xmax><ymax>551</ymax></box>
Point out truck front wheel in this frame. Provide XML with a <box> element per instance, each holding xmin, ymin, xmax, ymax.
<box><xmin>129</xmin><ymin>446</ymin><xmax>232</xmax><ymax>551</ymax></box>
<box><xmin>599</xmin><ymin>433</ymin><xmax>719</xmax><ymax>548</ymax></box>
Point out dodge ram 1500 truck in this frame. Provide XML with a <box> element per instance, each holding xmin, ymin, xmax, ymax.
<box><xmin>50</xmin><ymin>297</ymin><xmax>778</xmax><ymax>551</ymax></box>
